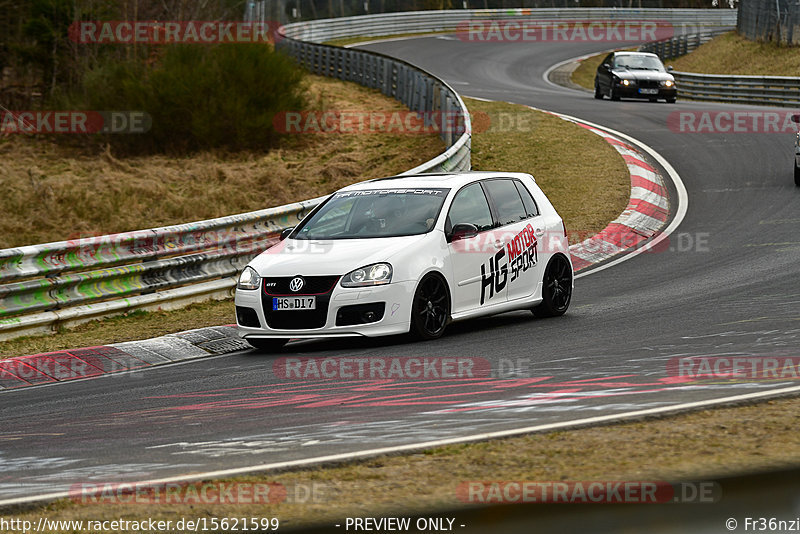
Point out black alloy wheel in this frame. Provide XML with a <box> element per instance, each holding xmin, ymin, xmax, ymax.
<box><xmin>532</xmin><ymin>254</ymin><xmax>573</xmax><ymax>318</ymax></box>
<box><xmin>409</xmin><ymin>274</ymin><xmax>450</xmax><ymax>340</ymax></box>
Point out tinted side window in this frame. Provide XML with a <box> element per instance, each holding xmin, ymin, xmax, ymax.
<box><xmin>514</xmin><ymin>180</ymin><xmax>539</xmax><ymax>217</ymax></box>
<box><xmin>447</xmin><ymin>183</ymin><xmax>493</xmax><ymax>232</ymax></box>
<box><xmin>483</xmin><ymin>179</ymin><xmax>527</xmax><ymax>227</ymax></box>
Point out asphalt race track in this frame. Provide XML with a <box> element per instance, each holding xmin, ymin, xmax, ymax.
<box><xmin>2</xmin><ymin>36</ymin><xmax>799</xmax><ymax>504</ymax></box>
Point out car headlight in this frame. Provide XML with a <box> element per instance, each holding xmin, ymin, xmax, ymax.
<box><xmin>621</xmin><ymin>79</ymin><xmax>632</xmax><ymax>86</ymax></box>
<box><xmin>341</xmin><ymin>263</ymin><xmax>393</xmax><ymax>287</ymax></box>
<box><xmin>661</xmin><ymin>80</ymin><xmax>674</xmax><ymax>87</ymax></box>
<box><xmin>237</xmin><ymin>266</ymin><xmax>261</xmax><ymax>290</ymax></box>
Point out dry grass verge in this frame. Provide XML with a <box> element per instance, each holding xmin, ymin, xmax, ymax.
<box><xmin>669</xmin><ymin>31</ymin><xmax>800</xmax><ymax>76</ymax></box>
<box><xmin>0</xmin><ymin>75</ymin><xmax>443</xmax><ymax>249</ymax></box>
<box><xmin>570</xmin><ymin>53</ymin><xmax>608</xmax><ymax>91</ymax></box>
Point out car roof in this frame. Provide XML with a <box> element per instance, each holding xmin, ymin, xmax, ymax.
<box><xmin>337</xmin><ymin>171</ymin><xmax>535</xmax><ymax>192</ymax></box>
<box><xmin>614</xmin><ymin>51</ymin><xmax>659</xmax><ymax>58</ymax></box>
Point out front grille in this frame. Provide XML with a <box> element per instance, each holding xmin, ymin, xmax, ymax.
<box><xmin>262</xmin><ymin>276</ymin><xmax>340</xmax><ymax>296</ymax></box>
<box><xmin>638</xmin><ymin>79</ymin><xmax>659</xmax><ymax>89</ymax></box>
<box><xmin>261</xmin><ymin>276</ymin><xmax>340</xmax><ymax>330</ymax></box>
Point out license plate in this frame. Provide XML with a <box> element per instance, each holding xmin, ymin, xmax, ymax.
<box><xmin>639</xmin><ymin>88</ymin><xmax>658</xmax><ymax>95</ymax></box>
<box><xmin>273</xmin><ymin>296</ymin><xmax>316</xmax><ymax>310</ymax></box>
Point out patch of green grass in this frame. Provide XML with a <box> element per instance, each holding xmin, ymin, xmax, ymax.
<box><xmin>571</xmin><ymin>53</ymin><xmax>607</xmax><ymax>91</ymax></box>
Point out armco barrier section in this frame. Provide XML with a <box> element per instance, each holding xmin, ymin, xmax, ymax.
<box><xmin>671</xmin><ymin>71</ymin><xmax>800</xmax><ymax>107</ymax></box>
<box><xmin>639</xmin><ymin>28</ymin><xmax>731</xmax><ymax>59</ymax></box>
<box><xmin>641</xmin><ymin>29</ymin><xmax>800</xmax><ymax>107</ymax></box>
<box><xmin>0</xmin><ymin>9</ymin><xmax>733</xmax><ymax>341</ymax></box>
<box><xmin>275</xmin><ymin>8</ymin><xmax>737</xmax><ymax>43</ymax></box>
<box><xmin>0</xmin><ymin>198</ymin><xmax>323</xmax><ymax>340</ymax></box>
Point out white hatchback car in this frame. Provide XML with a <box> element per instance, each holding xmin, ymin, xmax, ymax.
<box><xmin>235</xmin><ymin>172</ymin><xmax>573</xmax><ymax>351</ymax></box>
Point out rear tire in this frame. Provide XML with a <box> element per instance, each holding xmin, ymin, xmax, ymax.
<box><xmin>795</xmin><ymin>163</ymin><xmax>800</xmax><ymax>186</ymax></box>
<box><xmin>246</xmin><ymin>338</ymin><xmax>288</xmax><ymax>352</ymax></box>
<box><xmin>594</xmin><ymin>81</ymin><xmax>603</xmax><ymax>99</ymax></box>
<box><xmin>409</xmin><ymin>274</ymin><xmax>450</xmax><ymax>340</ymax></box>
<box><xmin>532</xmin><ymin>254</ymin><xmax>573</xmax><ymax>318</ymax></box>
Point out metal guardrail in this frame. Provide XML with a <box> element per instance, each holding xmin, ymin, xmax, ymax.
<box><xmin>0</xmin><ymin>8</ymin><xmax>736</xmax><ymax>341</ymax></box>
<box><xmin>0</xmin><ymin>198</ymin><xmax>323</xmax><ymax>340</ymax></box>
<box><xmin>277</xmin><ymin>8</ymin><xmax>737</xmax><ymax>43</ymax></box>
<box><xmin>640</xmin><ymin>29</ymin><xmax>800</xmax><ymax>107</ymax></box>
<box><xmin>639</xmin><ymin>28</ymin><xmax>731</xmax><ymax>59</ymax></box>
<box><xmin>672</xmin><ymin>71</ymin><xmax>800</xmax><ymax>106</ymax></box>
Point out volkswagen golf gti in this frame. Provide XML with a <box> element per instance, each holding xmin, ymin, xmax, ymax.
<box><xmin>235</xmin><ymin>172</ymin><xmax>573</xmax><ymax>351</ymax></box>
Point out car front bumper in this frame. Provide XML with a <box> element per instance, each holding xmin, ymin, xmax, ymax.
<box><xmin>614</xmin><ymin>82</ymin><xmax>677</xmax><ymax>100</ymax></box>
<box><xmin>235</xmin><ymin>279</ymin><xmax>416</xmax><ymax>340</ymax></box>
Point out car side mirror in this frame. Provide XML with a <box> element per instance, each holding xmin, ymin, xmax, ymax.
<box><xmin>280</xmin><ymin>227</ymin><xmax>294</xmax><ymax>240</ymax></box>
<box><xmin>449</xmin><ymin>223</ymin><xmax>478</xmax><ymax>242</ymax></box>
<box><xmin>791</xmin><ymin>114</ymin><xmax>800</xmax><ymax>123</ymax></box>
<box><xmin>603</xmin><ymin>63</ymin><xmax>611</xmax><ymax>70</ymax></box>
<box><xmin>667</xmin><ymin>65</ymin><xmax>674</xmax><ymax>72</ymax></box>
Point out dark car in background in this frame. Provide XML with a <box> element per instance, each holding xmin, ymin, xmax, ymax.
<box><xmin>594</xmin><ymin>51</ymin><xmax>677</xmax><ymax>103</ymax></box>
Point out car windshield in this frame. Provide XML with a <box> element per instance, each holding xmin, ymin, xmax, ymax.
<box><xmin>293</xmin><ymin>188</ymin><xmax>449</xmax><ymax>239</ymax></box>
<box><xmin>614</xmin><ymin>55</ymin><xmax>665</xmax><ymax>71</ymax></box>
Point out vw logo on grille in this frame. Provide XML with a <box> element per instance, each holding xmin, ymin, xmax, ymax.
<box><xmin>289</xmin><ymin>276</ymin><xmax>305</xmax><ymax>292</ymax></box>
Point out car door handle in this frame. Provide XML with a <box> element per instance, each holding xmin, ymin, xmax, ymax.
<box><xmin>495</xmin><ymin>240</ymin><xmax>504</xmax><ymax>249</ymax></box>
<box><xmin>534</xmin><ymin>228</ymin><xmax>544</xmax><ymax>237</ymax></box>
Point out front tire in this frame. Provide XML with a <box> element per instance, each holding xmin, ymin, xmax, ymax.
<box><xmin>532</xmin><ymin>254</ymin><xmax>573</xmax><ymax>318</ymax></box>
<box><xmin>409</xmin><ymin>274</ymin><xmax>450</xmax><ymax>340</ymax></box>
<box><xmin>609</xmin><ymin>84</ymin><xmax>620</xmax><ymax>101</ymax></box>
<box><xmin>246</xmin><ymin>338</ymin><xmax>288</xmax><ymax>352</ymax></box>
<box><xmin>795</xmin><ymin>163</ymin><xmax>800</xmax><ymax>186</ymax></box>
<box><xmin>666</xmin><ymin>97</ymin><xmax>677</xmax><ymax>104</ymax></box>
<box><xmin>594</xmin><ymin>81</ymin><xmax>603</xmax><ymax>99</ymax></box>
